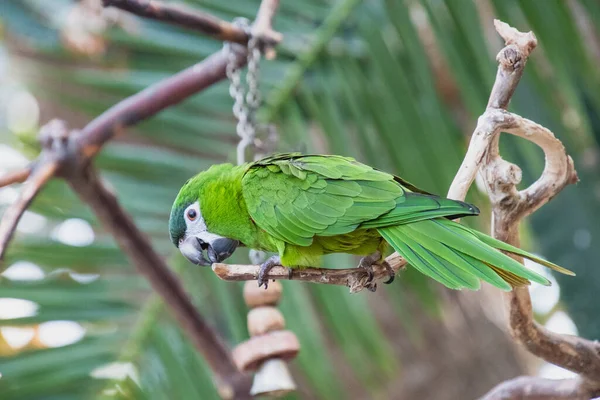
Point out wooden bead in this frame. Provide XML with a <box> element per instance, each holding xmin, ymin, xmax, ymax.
<box><xmin>247</xmin><ymin>306</ymin><xmax>285</xmax><ymax>336</ymax></box>
<box><xmin>243</xmin><ymin>280</ymin><xmax>282</xmax><ymax>307</ymax></box>
<box><xmin>232</xmin><ymin>330</ymin><xmax>300</xmax><ymax>372</ymax></box>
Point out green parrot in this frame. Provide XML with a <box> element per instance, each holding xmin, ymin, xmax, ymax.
<box><xmin>169</xmin><ymin>154</ymin><xmax>573</xmax><ymax>290</ymax></box>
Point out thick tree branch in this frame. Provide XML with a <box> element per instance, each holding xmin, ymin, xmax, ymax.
<box><xmin>213</xmin><ymin>253</ymin><xmax>407</xmax><ymax>294</ymax></box>
<box><xmin>66</xmin><ymin>165</ymin><xmax>251</xmax><ymax>398</ymax></box>
<box><xmin>102</xmin><ymin>0</ymin><xmax>281</xmax><ymax>47</ymax></box>
<box><xmin>446</xmin><ymin>20</ymin><xmax>599</xmax><ymax>399</ymax></box>
<box><xmin>75</xmin><ymin>49</ymin><xmax>245</xmax><ymax>160</ymax></box>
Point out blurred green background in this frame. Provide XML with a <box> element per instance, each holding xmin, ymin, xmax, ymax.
<box><xmin>0</xmin><ymin>0</ymin><xmax>598</xmax><ymax>399</ymax></box>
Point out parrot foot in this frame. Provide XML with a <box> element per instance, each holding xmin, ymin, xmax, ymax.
<box><xmin>257</xmin><ymin>255</ymin><xmax>282</xmax><ymax>289</ymax></box>
<box><xmin>358</xmin><ymin>253</ymin><xmax>379</xmax><ymax>292</ymax></box>
<box><xmin>358</xmin><ymin>252</ymin><xmax>395</xmax><ymax>291</ymax></box>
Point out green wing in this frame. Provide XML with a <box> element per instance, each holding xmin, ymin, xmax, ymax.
<box><xmin>241</xmin><ymin>154</ymin><xmax>478</xmax><ymax>247</ymax></box>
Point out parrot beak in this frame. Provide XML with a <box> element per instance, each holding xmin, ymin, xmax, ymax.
<box><xmin>179</xmin><ymin>235</ymin><xmax>210</xmax><ymax>266</ymax></box>
<box><xmin>179</xmin><ymin>235</ymin><xmax>239</xmax><ymax>265</ymax></box>
<box><xmin>206</xmin><ymin>237</ymin><xmax>239</xmax><ymax>263</ymax></box>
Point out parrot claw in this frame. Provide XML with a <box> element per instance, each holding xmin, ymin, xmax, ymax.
<box><xmin>359</xmin><ymin>252</ymin><xmax>395</xmax><ymax>291</ymax></box>
<box><xmin>382</xmin><ymin>261</ymin><xmax>395</xmax><ymax>285</ymax></box>
<box><xmin>359</xmin><ymin>253</ymin><xmax>378</xmax><ymax>292</ymax></box>
<box><xmin>257</xmin><ymin>255</ymin><xmax>282</xmax><ymax>289</ymax></box>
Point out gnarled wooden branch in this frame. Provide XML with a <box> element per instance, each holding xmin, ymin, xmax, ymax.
<box><xmin>445</xmin><ymin>20</ymin><xmax>599</xmax><ymax>399</ymax></box>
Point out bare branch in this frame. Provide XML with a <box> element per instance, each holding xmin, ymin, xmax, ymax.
<box><xmin>487</xmin><ymin>20</ymin><xmax>537</xmax><ymax>109</ymax></box>
<box><xmin>74</xmin><ymin>49</ymin><xmax>246</xmax><ymax>160</ymax></box>
<box><xmin>0</xmin><ymin>167</ymin><xmax>31</xmax><ymax>188</ymax></box>
<box><xmin>252</xmin><ymin>0</ymin><xmax>281</xmax><ymax>37</ymax></box>
<box><xmin>447</xmin><ymin>20</ymin><xmax>600</xmax><ymax>399</ymax></box>
<box><xmin>480</xmin><ymin>376</ymin><xmax>600</xmax><ymax>400</ymax></box>
<box><xmin>103</xmin><ymin>0</ymin><xmax>279</xmax><ymax>47</ymax></box>
<box><xmin>251</xmin><ymin>0</ymin><xmax>283</xmax><ymax>59</ymax></box>
<box><xmin>212</xmin><ymin>253</ymin><xmax>407</xmax><ymax>293</ymax></box>
<box><xmin>506</xmin><ymin>287</ymin><xmax>600</xmax><ymax>381</ymax></box>
<box><xmin>0</xmin><ymin>160</ymin><xmax>58</xmax><ymax>261</ymax></box>
<box><xmin>65</xmin><ymin>165</ymin><xmax>251</xmax><ymax>398</ymax></box>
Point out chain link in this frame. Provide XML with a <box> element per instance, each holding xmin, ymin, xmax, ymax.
<box><xmin>223</xmin><ymin>18</ymin><xmax>263</xmax><ymax>166</ymax></box>
<box><xmin>224</xmin><ymin>18</ymin><xmax>272</xmax><ymax>264</ymax></box>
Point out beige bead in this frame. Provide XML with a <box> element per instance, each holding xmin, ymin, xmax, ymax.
<box><xmin>243</xmin><ymin>280</ymin><xmax>282</xmax><ymax>307</ymax></box>
<box><xmin>232</xmin><ymin>330</ymin><xmax>300</xmax><ymax>372</ymax></box>
<box><xmin>247</xmin><ymin>306</ymin><xmax>285</xmax><ymax>336</ymax></box>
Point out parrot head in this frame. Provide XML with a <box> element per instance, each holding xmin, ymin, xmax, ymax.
<box><xmin>169</xmin><ymin>182</ymin><xmax>239</xmax><ymax>266</ymax></box>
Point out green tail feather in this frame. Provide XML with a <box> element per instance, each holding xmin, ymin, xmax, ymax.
<box><xmin>378</xmin><ymin>218</ymin><xmax>574</xmax><ymax>291</ymax></box>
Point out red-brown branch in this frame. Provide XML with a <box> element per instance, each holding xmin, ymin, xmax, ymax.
<box><xmin>103</xmin><ymin>0</ymin><xmax>240</xmax><ymax>44</ymax></box>
<box><xmin>74</xmin><ymin>49</ymin><xmax>246</xmax><ymax>160</ymax></box>
<box><xmin>66</xmin><ymin>166</ymin><xmax>251</xmax><ymax>397</ymax></box>
<box><xmin>102</xmin><ymin>0</ymin><xmax>281</xmax><ymax>46</ymax></box>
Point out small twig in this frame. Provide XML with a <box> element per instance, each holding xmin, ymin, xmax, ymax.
<box><xmin>487</xmin><ymin>20</ymin><xmax>537</xmax><ymax>110</ymax></box>
<box><xmin>213</xmin><ymin>253</ymin><xmax>407</xmax><ymax>293</ymax></box>
<box><xmin>251</xmin><ymin>0</ymin><xmax>283</xmax><ymax>59</ymax></box>
<box><xmin>103</xmin><ymin>0</ymin><xmax>277</xmax><ymax>47</ymax></box>
<box><xmin>0</xmin><ymin>160</ymin><xmax>58</xmax><ymax>262</ymax></box>
<box><xmin>480</xmin><ymin>376</ymin><xmax>600</xmax><ymax>400</ymax></box>
<box><xmin>0</xmin><ymin>167</ymin><xmax>31</xmax><ymax>188</ymax></box>
<box><xmin>447</xmin><ymin>20</ymin><xmax>600</xmax><ymax>399</ymax></box>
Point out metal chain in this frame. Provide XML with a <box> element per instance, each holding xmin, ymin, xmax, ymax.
<box><xmin>223</xmin><ymin>18</ymin><xmax>263</xmax><ymax>166</ymax></box>
<box><xmin>224</xmin><ymin>18</ymin><xmax>269</xmax><ymax>263</ymax></box>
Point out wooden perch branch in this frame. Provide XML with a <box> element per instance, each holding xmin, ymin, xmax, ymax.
<box><xmin>102</xmin><ymin>0</ymin><xmax>281</xmax><ymax>46</ymax></box>
<box><xmin>443</xmin><ymin>20</ymin><xmax>599</xmax><ymax>399</ymax></box>
<box><xmin>0</xmin><ymin>0</ymin><xmax>281</xmax><ymax>397</ymax></box>
<box><xmin>213</xmin><ymin>253</ymin><xmax>407</xmax><ymax>294</ymax></box>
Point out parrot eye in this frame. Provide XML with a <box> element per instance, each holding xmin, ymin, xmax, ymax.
<box><xmin>186</xmin><ymin>209</ymin><xmax>198</xmax><ymax>221</ymax></box>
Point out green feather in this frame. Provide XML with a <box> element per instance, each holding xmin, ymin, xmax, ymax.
<box><xmin>379</xmin><ymin>228</ymin><xmax>461</xmax><ymax>289</ymax></box>
<box><xmin>411</xmin><ymin>220</ymin><xmax>550</xmax><ymax>285</ymax></box>
<box><xmin>468</xmin><ymin>228</ymin><xmax>575</xmax><ymax>276</ymax></box>
<box><xmin>324</xmin><ymin>180</ymin><xmax>362</xmax><ymax>196</ymax></box>
<box><xmin>402</xmin><ymin>224</ymin><xmax>511</xmax><ymax>290</ymax></box>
